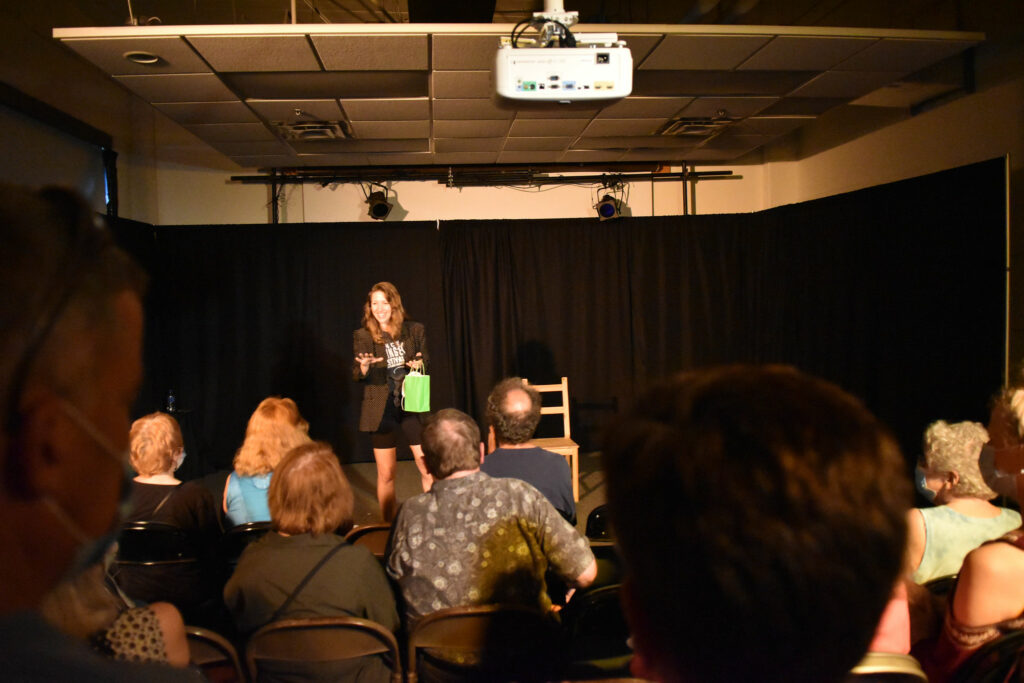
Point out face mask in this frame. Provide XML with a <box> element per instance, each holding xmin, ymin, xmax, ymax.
<box><xmin>175</xmin><ymin>449</ymin><xmax>187</xmax><ymax>471</ymax></box>
<box><xmin>44</xmin><ymin>399</ymin><xmax>133</xmax><ymax>579</ymax></box>
<box><xmin>915</xmin><ymin>465</ymin><xmax>937</xmax><ymax>502</ymax></box>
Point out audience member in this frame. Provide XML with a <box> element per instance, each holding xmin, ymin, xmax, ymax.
<box><xmin>117</xmin><ymin>412</ymin><xmax>222</xmax><ymax>616</ymax></box>
<box><xmin>602</xmin><ymin>365</ymin><xmax>910</xmax><ymax>683</ymax></box>
<box><xmin>0</xmin><ymin>183</ymin><xmax>197</xmax><ymax>680</ymax></box>
<box><xmin>982</xmin><ymin>368</ymin><xmax>1024</xmax><ymax>498</ymax></box>
<box><xmin>224</xmin><ymin>442</ymin><xmax>398</xmax><ymax>638</ymax></box>
<box><xmin>223</xmin><ymin>396</ymin><xmax>311</xmax><ymax>526</ymax></box>
<box><xmin>481</xmin><ymin>377</ymin><xmax>575</xmax><ymax>523</ymax></box>
<box><xmin>40</xmin><ymin>562</ymin><xmax>189</xmax><ymax>667</ymax></box>
<box><xmin>388</xmin><ymin>408</ymin><xmax>596</xmax><ymax>626</ymax></box>
<box><xmin>907</xmin><ymin>420</ymin><xmax>1020</xmax><ymax>584</ymax></box>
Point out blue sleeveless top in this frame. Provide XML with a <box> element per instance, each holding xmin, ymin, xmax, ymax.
<box><xmin>225</xmin><ymin>471</ymin><xmax>272</xmax><ymax>527</ymax></box>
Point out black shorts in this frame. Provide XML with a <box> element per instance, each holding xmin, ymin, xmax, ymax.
<box><xmin>371</xmin><ymin>399</ymin><xmax>423</xmax><ymax>450</ymax></box>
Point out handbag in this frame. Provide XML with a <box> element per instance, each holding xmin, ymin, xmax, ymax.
<box><xmin>402</xmin><ymin>358</ymin><xmax>430</xmax><ymax>413</ymax></box>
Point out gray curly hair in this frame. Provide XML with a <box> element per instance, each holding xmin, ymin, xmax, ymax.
<box><xmin>923</xmin><ymin>420</ymin><xmax>995</xmax><ymax>499</ymax></box>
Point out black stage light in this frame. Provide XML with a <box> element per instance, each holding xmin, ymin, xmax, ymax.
<box><xmin>596</xmin><ymin>194</ymin><xmax>621</xmax><ymax>221</ymax></box>
<box><xmin>366</xmin><ymin>191</ymin><xmax>393</xmax><ymax>220</ymax></box>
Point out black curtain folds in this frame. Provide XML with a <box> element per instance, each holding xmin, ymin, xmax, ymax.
<box><xmin>120</xmin><ymin>157</ymin><xmax>1006</xmax><ymax>472</ymax></box>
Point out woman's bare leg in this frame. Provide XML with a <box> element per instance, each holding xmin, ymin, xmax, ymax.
<box><xmin>410</xmin><ymin>444</ymin><xmax>433</xmax><ymax>492</ymax></box>
<box><xmin>373</xmin><ymin>447</ymin><xmax>398</xmax><ymax>523</ymax></box>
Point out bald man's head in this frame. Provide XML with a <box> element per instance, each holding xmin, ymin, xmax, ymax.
<box><xmin>486</xmin><ymin>378</ymin><xmax>542</xmax><ymax>445</ymax></box>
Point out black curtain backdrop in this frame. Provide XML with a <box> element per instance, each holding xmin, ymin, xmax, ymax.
<box><xmin>119</xmin><ymin>157</ymin><xmax>1005</xmax><ymax>475</ymax></box>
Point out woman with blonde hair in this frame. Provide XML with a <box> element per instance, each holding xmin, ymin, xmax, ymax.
<box><xmin>353</xmin><ymin>281</ymin><xmax>430</xmax><ymax>522</ymax></box>
<box><xmin>224</xmin><ymin>442</ymin><xmax>399</xmax><ymax>679</ymax></box>
<box><xmin>223</xmin><ymin>397</ymin><xmax>312</xmax><ymax>527</ymax></box>
<box><xmin>906</xmin><ymin>420</ymin><xmax>1021</xmax><ymax>584</ymax></box>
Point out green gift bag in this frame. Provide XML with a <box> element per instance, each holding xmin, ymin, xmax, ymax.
<box><xmin>402</xmin><ymin>361</ymin><xmax>430</xmax><ymax>413</ymax></box>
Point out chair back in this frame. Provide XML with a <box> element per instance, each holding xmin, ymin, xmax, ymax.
<box><xmin>949</xmin><ymin>628</ymin><xmax>1024</xmax><ymax>683</ymax></box>
<box><xmin>523</xmin><ymin>376</ymin><xmax>580</xmax><ymax>501</ymax></box>
<box><xmin>116</xmin><ymin>521</ymin><xmax>198</xmax><ymax>564</ymax></box>
<box><xmin>407</xmin><ymin>604</ymin><xmax>562</xmax><ymax>683</ymax></box>
<box><xmin>345</xmin><ymin>523</ymin><xmax>391</xmax><ymax>561</ymax></box>
<box><xmin>846</xmin><ymin>652</ymin><xmax>928</xmax><ymax>682</ymax></box>
<box><xmin>186</xmin><ymin>625</ymin><xmax>246</xmax><ymax>683</ymax></box>
<box><xmin>561</xmin><ymin>584</ymin><xmax>632</xmax><ymax>678</ymax></box>
<box><xmin>222</xmin><ymin>521</ymin><xmax>272</xmax><ymax>568</ymax></box>
<box><xmin>246</xmin><ymin>617</ymin><xmax>401</xmax><ymax>683</ymax></box>
<box><xmin>922</xmin><ymin>574</ymin><xmax>958</xmax><ymax>596</ymax></box>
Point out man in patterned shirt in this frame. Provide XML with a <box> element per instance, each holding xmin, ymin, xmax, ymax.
<box><xmin>387</xmin><ymin>408</ymin><xmax>596</xmax><ymax>624</ymax></box>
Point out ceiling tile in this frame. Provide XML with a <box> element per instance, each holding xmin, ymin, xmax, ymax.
<box><xmin>596</xmin><ymin>96</ymin><xmax>693</xmax><ymax>119</ymax></box>
<box><xmin>509</xmin><ymin>119</ymin><xmax>589</xmax><ymax>136</ymax></box>
<box><xmin>115</xmin><ymin>73</ymin><xmax>237</xmax><ymax>103</ymax></box>
<box><xmin>618</xmin><ymin>34</ymin><xmax>664</xmax><ymax>65</ymax></box>
<box><xmin>223</xmin><ymin>72</ymin><xmax>428</xmax><ymax>99</ymax></box>
<box><xmin>289</xmin><ymin>138</ymin><xmax>429</xmax><ymax>153</ymax></box>
<box><xmin>640</xmin><ymin>35</ymin><xmax>772</xmax><ymax>70</ymax></box>
<box><xmin>433</xmin><ymin>151</ymin><xmax>500</xmax><ymax>165</ymax></box>
<box><xmin>634</xmin><ymin>70</ymin><xmax>816</xmax><ymax>96</ymax></box>
<box><xmin>342</xmin><ymin>98</ymin><xmax>430</xmax><ymax>120</ymax></box>
<box><xmin>155</xmin><ymin>101</ymin><xmax>260</xmax><ymax>124</ymax></box>
<box><xmin>573</xmin><ymin>135</ymin><xmax>697</xmax><ymax>149</ymax></box>
<box><xmin>503</xmin><ymin>137</ymin><xmax>574</xmax><ymax>151</ymax></box>
<box><xmin>433</xmin><ymin>71</ymin><xmax>492</xmax><ymax>98</ymax></box>
<box><xmin>62</xmin><ymin>37</ymin><xmax>210</xmax><ymax>75</ymax></box>
<box><xmin>186</xmin><ymin>35</ymin><xmax>321</xmax><ymax>72</ymax></box>
<box><xmin>433</xmin><ymin>99</ymin><xmax>515</xmax><ymax>120</ymax></box>
<box><xmin>513</xmin><ymin>105</ymin><xmax>601</xmax><ymax>119</ymax></box>
<box><xmin>247</xmin><ymin>99</ymin><xmax>344</xmax><ymax>122</ymax></box>
<box><xmin>678</xmin><ymin>96</ymin><xmax>778</xmax><ymax>118</ymax></box>
<box><xmin>350</xmin><ymin>120</ymin><xmax>430</xmax><ymax>139</ymax></box>
<box><xmin>433</xmin><ymin>34</ymin><xmax>502</xmax><ymax>70</ymax></box>
<box><xmin>790</xmin><ymin>71</ymin><xmax>903</xmax><ymax>98</ymax></box>
<box><xmin>311</xmin><ymin>34</ymin><xmax>428</xmax><ymax>70</ymax></box>
<box><xmin>497</xmin><ymin>150</ymin><xmax>563</xmax><ymax>163</ymax></box>
<box><xmin>836</xmin><ymin>38</ymin><xmax>977</xmax><ymax>74</ymax></box>
<box><xmin>757</xmin><ymin>97</ymin><xmax>848</xmax><ymax>116</ymax></box>
<box><xmin>729</xmin><ymin>116</ymin><xmax>814</xmax><ymax>135</ymax></box>
<box><xmin>559</xmin><ymin>149</ymin><xmax>626</xmax><ymax>163</ymax></box>
<box><xmin>185</xmin><ymin>123</ymin><xmax>278</xmax><ymax>142</ymax></box>
<box><xmin>583</xmin><ymin>118</ymin><xmax>664</xmax><ymax>136</ymax></box>
<box><xmin>435</xmin><ymin>138</ymin><xmax>505</xmax><ymax>153</ymax></box>
<box><xmin>210</xmin><ymin>140</ymin><xmax>289</xmax><ymax>156</ymax></box>
<box><xmin>738</xmin><ymin>36</ymin><xmax>876</xmax><ymax>71</ymax></box>
<box><xmin>435</xmin><ymin>120</ymin><xmax>510</xmax><ymax>138</ymax></box>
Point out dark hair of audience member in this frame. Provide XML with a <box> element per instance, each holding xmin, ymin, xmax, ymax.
<box><xmin>421</xmin><ymin>408</ymin><xmax>481</xmax><ymax>479</ymax></box>
<box><xmin>486</xmin><ymin>378</ymin><xmax>541</xmax><ymax>444</ymax></box>
<box><xmin>602</xmin><ymin>365</ymin><xmax>910</xmax><ymax>683</ymax></box>
<box><xmin>268</xmin><ymin>441</ymin><xmax>355</xmax><ymax>536</ymax></box>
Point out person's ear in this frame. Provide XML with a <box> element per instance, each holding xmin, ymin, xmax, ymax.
<box><xmin>948</xmin><ymin>470</ymin><xmax>960</xmax><ymax>487</ymax></box>
<box><xmin>5</xmin><ymin>390</ymin><xmax>70</xmax><ymax>499</ymax></box>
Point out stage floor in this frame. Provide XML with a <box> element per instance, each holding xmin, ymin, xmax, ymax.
<box><xmin>344</xmin><ymin>451</ymin><xmax>607</xmax><ymax>534</ymax></box>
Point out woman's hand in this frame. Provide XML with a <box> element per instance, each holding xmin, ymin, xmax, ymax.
<box><xmin>357</xmin><ymin>352</ymin><xmax>383</xmax><ymax>375</ymax></box>
<box><xmin>406</xmin><ymin>353</ymin><xmax>424</xmax><ymax>371</ymax></box>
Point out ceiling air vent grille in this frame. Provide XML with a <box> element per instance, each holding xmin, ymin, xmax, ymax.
<box><xmin>659</xmin><ymin>116</ymin><xmax>735</xmax><ymax>138</ymax></box>
<box><xmin>274</xmin><ymin>120</ymin><xmax>351</xmax><ymax>141</ymax></box>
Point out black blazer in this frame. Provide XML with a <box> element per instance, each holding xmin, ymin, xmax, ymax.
<box><xmin>353</xmin><ymin>321</ymin><xmax>428</xmax><ymax>432</ymax></box>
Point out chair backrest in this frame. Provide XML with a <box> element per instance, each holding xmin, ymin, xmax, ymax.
<box><xmin>246</xmin><ymin>616</ymin><xmax>401</xmax><ymax>683</ymax></box>
<box><xmin>222</xmin><ymin>521</ymin><xmax>272</xmax><ymax>568</ymax></box>
<box><xmin>846</xmin><ymin>652</ymin><xmax>928</xmax><ymax>682</ymax></box>
<box><xmin>949</xmin><ymin>628</ymin><xmax>1024</xmax><ymax>683</ymax></box>
<box><xmin>523</xmin><ymin>376</ymin><xmax>572</xmax><ymax>439</ymax></box>
<box><xmin>344</xmin><ymin>523</ymin><xmax>391</xmax><ymax>560</ymax></box>
<box><xmin>116</xmin><ymin>521</ymin><xmax>198</xmax><ymax>564</ymax></box>
<box><xmin>922</xmin><ymin>574</ymin><xmax>958</xmax><ymax>596</ymax></box>
<box><xmin>186</xmin><ymin>625</ymin><xmax>246</xmax><ymax>683</ymax></box>
<box><xmin>561</xmin><ymin>583</ymin><xmax>632</xmax><ymax>676</ymax></box>
<box><xmin>407</xmin><ymin>604</ymin><xmax>562</xmax><ymax>683</ymax></box>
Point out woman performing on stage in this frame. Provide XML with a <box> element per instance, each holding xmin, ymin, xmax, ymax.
<box><xmin>353</xmin><ymin>281</ymin><xmax>431</xmax><ymax>522</ymax></box>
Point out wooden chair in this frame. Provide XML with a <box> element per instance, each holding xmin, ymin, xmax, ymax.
<box><xmin>846</xmin><ymin>652</ymin><xmax>928</xmax><ymax>682</ymax></box>
<box><xmin>523</xmin><ymin>376</ymin><xmax>580</xmax><ymax>501</ymax></box>
<box><xmin>345</xmin><ymin>523</ymin><xmax>391</xmax><ymax>561</ymax></box>
<box><xmin>245</xmin><ymin>617</ymin><xmax>401</xmax><ymax>683</ymax></box>
<box><xmin>186</xmin><ymin>625</ymin><xmax>246</xmax><ymax>683</ymax></box>
<box><xmin>407</xmin><ymin>604</ymin><xmax>563</xmax><ymax>683</ymax></box>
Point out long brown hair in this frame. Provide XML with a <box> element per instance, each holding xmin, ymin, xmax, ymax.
<box><xmin>362</xmin><ymin>281</ymin><xmax>407</xmax><ymax>343</ymax></box>
<box><xmin>233</xmin><ymin>397</ymin><xmax>311</xmax><ymax>477</ymax></box>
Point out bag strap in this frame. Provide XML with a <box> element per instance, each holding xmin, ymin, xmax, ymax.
<box><xmin>151</xmin><ymin>483</ymin><xmax>181</xmax><ymax>516</ymax></box>
<box><xmin>269</xmin><ymin>541</ymin><xmax>347</xmax><ymax>623</ymax></box>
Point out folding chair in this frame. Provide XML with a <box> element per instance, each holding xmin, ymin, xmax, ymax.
<box><xmin>345</xmin><ymin>523</ymin><xmax>391</xmax><ymax>561</ymax></box>
<box><xmin>186</xmin><ymin>625</ymin><xmax>246</xmax><ymax>683</ymax></box>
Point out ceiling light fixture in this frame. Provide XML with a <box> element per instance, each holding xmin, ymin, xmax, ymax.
<box><xmin>594</xmin><ymin>181</ymin><xmax>627</xmax><ymax>221</ymax></box>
